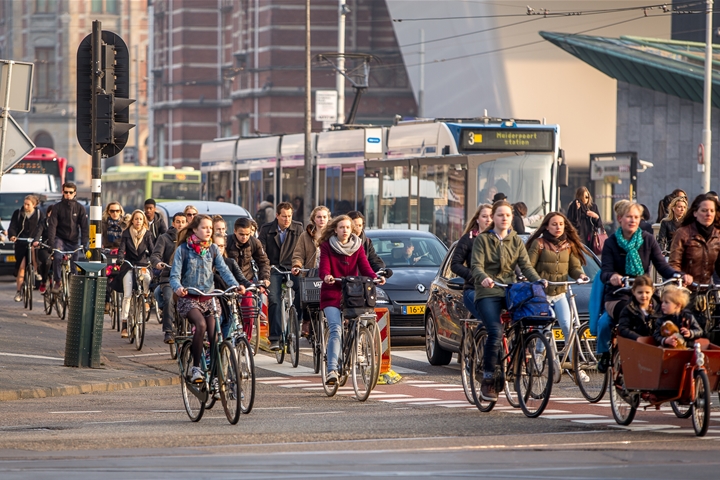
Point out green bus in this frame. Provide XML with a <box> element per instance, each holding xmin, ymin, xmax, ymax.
<box><xmin>102</xmin><ymin>166</ymin><xmax>201</xmax><ymax>213</ymax></box>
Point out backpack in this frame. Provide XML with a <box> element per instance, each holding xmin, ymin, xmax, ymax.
<box><xmin>341</xmin><ymin>276</ymin><xmax>377</xmax><ymax>318</ymax></box>
<box><xmin>505</xmin><ymin>281</ymin><xmax>553</xmax><ymax>325</ymax></box>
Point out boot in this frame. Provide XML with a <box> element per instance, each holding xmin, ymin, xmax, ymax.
<box><xmin>121</xmin><ymin>321</ymin><xmax>128</xmax><ymax>338</ymax></box>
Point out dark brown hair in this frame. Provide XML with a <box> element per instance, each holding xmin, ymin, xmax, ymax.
<box><xmin>176</xmin><ymin>214</ymin><xmax>213</xmax><ymax>247</ymax></box>
<box><xmin>575</xmin><ymin>186</ymin><xmax>593</xmax><ymax>207</ymax></box>
<box><xmin>526</xmin><ymin>212</ymin><xmax>587</xmax><ymax>265</ymax></box>
<box><xmin>631</xmin><ymin>274</ymin><xmax>654</xmax><ymax>292</ymax></box>
<box><xmin>681</xmin><ymin>194</ymin><xmax>720</xmax><ymax>227</ymax></box>
<box><xmin>276</xmin><ymin>202</ymin><xmax>293</xmax><ymax>215</ymax></box>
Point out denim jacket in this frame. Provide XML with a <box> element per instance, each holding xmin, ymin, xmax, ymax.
<box><xmin>170</xmin><ymin>242</ymin><xmax>238</xmax><ymax>293</ymax></box>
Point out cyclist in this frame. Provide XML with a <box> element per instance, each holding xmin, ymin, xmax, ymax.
<box><xmin>144</xmin><ymin>198</ymin><xmax>167</xmax><ymax>242</ymax></box>
<box><xmin>657</xmin><ymin>195</ymin><xmax>688</xmax><ymax>254</ymax></box>
<box><xmin>151</xmin><ymin>212</ymin><xmax>187</xmax><ymax>344</ymax></box>
<box><xmin>212</xmin><ymin>215</ymin><xmax>227</xmax><ymax>238</ymax></box>
<box><xmin>668</xmin><ymin>193</ymin><xmax>720</xmax><ymax>333</ymax></box>
<box><xmin>213</xmin><ymin>233</ymin><xmax>253</xmax><ymax>338</ymax></box>
<box><xmin>617</xmin><ymin>275</ymin><xmax>658</xmax><ymax>341</ymax></box>
<box><xmin>319</xmin><ymin>215</ymin><xmax>384</xmax><ymax>385</ymax></box>
<box><xmin>111</xmin><ymin>210</ymin><xmax>154</xmax><ymax>338</ymax></box>
<box><xmin>170</xmin><ymin>214</ymin><xmax>241</xmax><ymax>384</ymax></box>
<box><xmin>292</xmin><ymin>205</ymin><xmax>330</xmax><ymax>336</ymax></box>
<box><xmin>46</xmin><ymin>182</ymin><xmax>88</xmax><ymax>293</ymax></box>
<box><xmin>526</xmin><ymin>212</ymin><xmax>590</xmax><ymax>342</ymax></box>
<box><xmin>226</xmin><ymin>217</ymin><xmax>270</xmax><ymax>287</ymax></box>
<box><xmin>470</xmin><ymin>200</ymin><xmax>545</xmax><ymax>402</ymax></box>
<box><xmin>596</xmin><ymin>201</ymin><xmax>688</xmax><ymax>372</ymax></box>
<box><xmin>36</xmin><ymin>204</ymin><xmax>54</xmax><ymax>294</ymax></box>
<box><xmin>101</xmin><ymin>202</ymin><xmax>127</xmax><ymax>250</ymax></box>
<box><xmin>258</xmin><ymin>202</ymin><xmax>304</xmax><ymax>351</ymax></box>
<box><xmin>451</xmin><ymin>203</ymin><xmax>492</xmax><ymax>319</ymax></box>
<box><xmin>347</xmin><ymin>211</ymin><xmax>384</xmax><ymax>272</ymax></box>
<box><xmin>8</xmin><ymin>194</ymin><xmax>43</xmax><ymax>302</ymax></box>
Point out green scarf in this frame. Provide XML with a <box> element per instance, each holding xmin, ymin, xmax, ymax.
<box><xmin>615</xmin><ymin>228</ymin><xmax>644</xmax><ymax>276</ymax></box>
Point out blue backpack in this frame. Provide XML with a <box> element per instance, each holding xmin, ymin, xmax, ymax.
<box><xmin>505</xmin><ymin>281</ymin><xmax>554</xmax><ymax>325</ymax></box>
<box><xmin>588</xmin><ymin>271</ymin><xmax>605</xmax><ymax>336</ymax></box>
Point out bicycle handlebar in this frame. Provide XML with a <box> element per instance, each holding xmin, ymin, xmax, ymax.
<box><xmin>122</xmin><ymin>260</ymin><xmax>150</xmax><ymax>269</ymax></box>
<box><xmin>324</xmin><ymin>275</ymin><xmax>384</xmax><ymax>285</ymax></box>
<box><xmin>271</xmin><ymin>265</ymin><xmax>293</xmax><ymax>276</ymax></box>
<box><xmin>53</xmin><ymin>246</ymin><xmax>84</xmax><ymax>255</ymax></box>
<box><xmin>186</xmin><ymin>286</ymin><xmax>239</xmax><ymax>297</ymax></box>
<box><xmin>546</xmin><ymin>279</ymin><xmax>590</xmax><ymax>286</ymax></box>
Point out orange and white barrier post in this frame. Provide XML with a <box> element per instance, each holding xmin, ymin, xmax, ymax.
<box><xmin>375</xmin><ymin>307</ymin><xmax>402</xmax><ymax>384</ymax></box>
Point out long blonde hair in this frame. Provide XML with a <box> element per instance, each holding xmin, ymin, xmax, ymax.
<box><xmin>129</xmin><ymin>210</ymin><xmax>149</xmax><ymax>231</ymax></box>
<box><xmin>664</xmin><ymin>196</ymin><xmax>688</xmax><ymax>222</ymax></box>
<box><xmin>463</xmin><ymin>203</ymin><xmax>492</xmax><ymax>236</ymax></box>
<box><xmin>102</xmin><ymin>202</ymin><xmax>125</xmax><ymax>222</ymax></box>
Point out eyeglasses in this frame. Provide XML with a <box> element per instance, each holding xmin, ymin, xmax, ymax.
<box><xmin>63</xmin><ymin>190</ymin><xmax>75</xmax><ymax>195</ymax></box>
<box><xmin>109</xmin><ymin>209</ymin><xmax>121</xmax><ymax>213</ymax></box>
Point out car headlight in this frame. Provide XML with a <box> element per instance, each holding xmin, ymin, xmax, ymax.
<box><xmin>376</xmin><ymin>286</ymin><xmax>390</xmax><ymax>304</ymax></box>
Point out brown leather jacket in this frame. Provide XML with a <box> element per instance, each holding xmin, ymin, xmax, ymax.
<box><xmin>669</xmin><ymin>223</ymin><xmax>720</xmax><ymax>286</ymax></box>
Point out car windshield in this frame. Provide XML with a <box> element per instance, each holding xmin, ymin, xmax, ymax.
<box><xmin>368</xmin><ymin>235</ymin><xmax>447</xmax><ymax>268</ymax></box>
<box><xmin>0</xmin><ymin>193</ymin><xmax>27</xmax><ymax>220</ymax></box>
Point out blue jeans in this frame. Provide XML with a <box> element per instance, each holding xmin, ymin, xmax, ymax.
<box><xmin>52</xmin><ymin>238</ymin><xmax>80</xmax><ymax>282</ymax></box>
<box><xmin>155</xmin><ymin>283</ymin><xmax>175</xmax><ymax>334</ymax></box>
<box><xmin>474</xmin><ymin>296</ymin><xmax>506</xmax><ymax>375</ymax></box>
<box><xmin>463</xmin><ymin>289</ymin><xmax>480</xmax><ymax>320</ymax></box>
<box><xmin>267</xmin><ymin>271</ymin><xmax>302</xmax><ymax>342</ymax></box>
<box><xmin>324</xmin><ymin>306</ymin><xmax>342</xmax><ymax>373</ymax></box>
<box><xmin>596</xmin><ymin>312</ymin><xmax>613</xmax><ymax>355</ymax></box>
<box><xmin>550</xmin><ymin>294</ymin><xmax>571</xmax><ymax>340</ymax></box>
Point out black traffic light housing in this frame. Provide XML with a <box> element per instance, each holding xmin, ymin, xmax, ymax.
<box><xmin>76</xmin><ymin>30</ymin><xmax>135</xmax><ymax>157</ymax></box>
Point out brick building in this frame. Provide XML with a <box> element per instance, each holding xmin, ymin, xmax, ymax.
<box><xmin>149</xmin><ymin>0</ymin><xmax>417</xmax><ymax>168</ymax></box>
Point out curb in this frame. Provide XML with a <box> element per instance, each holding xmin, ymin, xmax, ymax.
<box><xmin>0</xmin><ymin>375</ymin><xmax>180</xmax><ymax>402</ymax></box>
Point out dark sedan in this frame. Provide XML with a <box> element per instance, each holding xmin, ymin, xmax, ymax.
<box><xmin>365</xmin><ymin>230</ymin><xmax>448</xmax><ymax>337</ymax></box>
<box><xmin>425</xmin><ymin>238</ymin><xmax>601</xmax><ymax>364</ymax></box>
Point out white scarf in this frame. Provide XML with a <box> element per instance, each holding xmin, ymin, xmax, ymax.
<box><xmin>329</xmin><ymin>234</ymin><xmax>362</xmax><ymax>256</ymax></box>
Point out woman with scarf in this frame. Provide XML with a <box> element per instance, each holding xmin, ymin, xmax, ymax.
<box><xmin>668</xmin><ymin>194</ymin><xmax>720</xmax><ymax>335</ymax></box>
<box><xmin>596</xmin><ymin>201</ymin><xmax>689</xmax><ymax>370</ymax></box>
<box><xmin>318</xmin><ymin>215</ymin><xmax>385</xmax><ymax>386</ymax></box>
<box><xmin>567</xmin><ymin>187</ymin><xmax>603</xmax><ymax>249</ymax></box>
<box><xmin>451</xmin><ymin>203</ymin><xmax>492</xmax><ymax>319</ymax></box>
<box><xmin>526</xmin><ymin>212</ymin><xmax>589</xmax><ymax>342</ymax></box>
<box><xmin>112</xmin><ymin>210</ymin><xmax>154</xmax><ymax>338</ymax></box>
<box><xmin>657</xmin><ymin>195</ymin><xmax>688</xmax><ymax>254</ymax></box>
<box><xmin>170</xmin><ymin>214</ymin><xmax>240</xmax><ymax>383</ymax></box>
<box><xmin>8</xmin><ymin>195</ymin><xmax>43</xmax><ymax>302</ymax></box>
<box><xmin>101</xmin><ymin>202</ymin><xmax>128</xmax><ymax>250</ymax></box>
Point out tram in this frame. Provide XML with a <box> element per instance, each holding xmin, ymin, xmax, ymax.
<box><xmin>200</xmin><ymin>117</ymin><xmax>565</xmax><ymax>245</ymax></box>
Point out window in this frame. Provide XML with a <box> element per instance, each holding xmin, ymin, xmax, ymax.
<box><xmin>106</xmin><ymin>0</ymin><xmax>118</xmax><ymax>14</ymax></box>
<box><xmin>34</xmin><ymin>47</ymin><xmax>55</xmax><ymax>99</ymax></box>
<box><xmin>34</xmin><ymin>0</ymin><xmax>56</xmax><ymax>14</ymax></box>
<box><xmin>33</xmin><ymin>131</ymin><xmax>54</xmax><ymax>149</ymax></box>
<box><xmin>91</xmin><ymin>0</ymin><xmax>103</xmax><ymax>13</ymax></box>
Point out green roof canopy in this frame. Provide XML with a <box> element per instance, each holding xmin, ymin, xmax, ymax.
<box><xmin>540</xmin><ymin>31</ymin><xmax>720</xmax><ymax>107</ymax></box>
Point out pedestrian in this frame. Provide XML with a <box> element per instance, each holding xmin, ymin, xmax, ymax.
<box><xmin>170</xmin><ymin>214</ymin><xmax>241</xmax><ymax>384</ymax></box>
<box><xmin>657</xmin><ymin>195</ymin><xmax>687</xmax><ymax>253</ymax></box>
<box><xmin>566</xmin><ymin>187</ymin><xmax>602</xmax><ymax>249</ymax></box>
<box><xmin>656</xmin><ymin>189</ymin><xmax>687</xmax><ymax>223</ymax></box>
<box><xmin>215</xmin><ymin>195</ymin><xmax>226</xmax><ymax>202</ymax></box>
<box><xmin>451</xmin><ymin>203</ymin><xmax>492</xmax><ymax>319</ymax></box>
<box><xmin>639</xmin><ymin>204</ymin><xmax>653</xmax><ymax>234</ymax></box>
<box><xmin>347</xmin><ymin>210</ymin><xmax>385</xmax><ymax>272</ymax></box>
<box><xmin>8</xmin><ymin>194</ymin><xmax>43</xmax><ymax>302</ymax></box>
<box><xmin>212</xmin><ymin>233</ymin><xmax>253</xmax><ymax>339</ymax></box>
<box><xmin>101</xmin><ymin>202</ymin><xmax>127</xmax><ymax>250</ymax></box>
<box><xmin>46</xmin><ymin>182</ymin><xmax>89</xmax><ymax>292</ymax></box>
<box><xmin>144</xmin><ymin>198</ymin><xmax>167</xmax><ymax>242</ymax></box>
<box><xmin>510</xmin><ymin>203</ymin><xmax>526</xmax><ymax>235</ymax></box>
<box><xmin>255</xmin><ymin>195</ymin><xmax>275</xmax><ymax>227</ymax></box>
<box><xmin>212</xmin><ymin>215</ymin><xmax>227</xmax><ymax>238</ymax></box>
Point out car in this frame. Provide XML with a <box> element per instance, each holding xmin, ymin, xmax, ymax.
<box><xmin>365</xmin><ymin>229</ymin><xmax>448</xmax><ymax>337</ymax></box>
<box><xmin>424</xmin><ymin>236</ymin><xmax>601</xmax><ymax>365</ymax></box>
<box><xmin>155</xmin><ymin>200</ymin><xmax>251</xmax><ymax>228</ymax></box>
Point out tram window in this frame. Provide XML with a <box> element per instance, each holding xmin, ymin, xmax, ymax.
<box><xmin>420</xmin><ymin>164</ymin><xmax>465</xmax><ymax>245</ymax></box>
<box><xmin>326</xmin><ymin>166</ymin><xmax>340</xmax><ymax>214</ymax></box>
<box><xmin>263</xmin><ymin>168</ymin><xmax>275</xmax><ymax>211</ymax></box>
<box><xmin>250</xmin><ymin>170</ymin><xmax>263</xmax><ymax>213</ymax></box>
<box><xmin>338</xmin><ymin>166</ymin><xmax>356</xmax><ymax>215</ymax></box>
<box><xmin>281</xmin><ymin>168</ymin><xmax>305</xmax><ymax>222</ymax></box>
<box><xmin>237</xmin><ymin>170</ymin><xmax>250</xmax><ymax>210</ymax></box>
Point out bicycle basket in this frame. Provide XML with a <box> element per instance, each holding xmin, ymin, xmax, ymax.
<box><xmin>342</xmin><ymin>276</ymin><xmax>376</xmax><ymax>318</ymax></box>
<box><xmin>505</xmin><ymin>281</ymin><xmax>553</xmax><ymax>326</ymax></box>
<box><xmin>300</xmin><ymin>276</ymin><xmax>322</xmax><ymax>304</ymax></box>
<box><xmin>239</xmin><ymin>295</ymin><xmax>261</xmax><ymax>324</ymax></box>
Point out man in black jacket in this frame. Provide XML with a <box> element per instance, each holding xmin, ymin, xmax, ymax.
<box><xmin>258</xmin><ymin>202</ymin><xmax>304</xmax><ymax>350</ymax></box>
<box><xmin>226</xmin><ymin>217</ymin><xmax>271</xmax><ymax>286</ymax></box>
<box><xmin>348</xmin><ymin>211</ymin><xmax>385</xmax><ymax>272</ymax></box>
<box><xmin>47</xmin><ymin>182</ymin><xmax>88</xmax><ymax>291</ymax></box>
<box><xmin>150</xmin><ymin>212</ymin><xmax>187</xmax><ymax>343</ymax></box>
<box><xmin>144</xmin><ymin>198</ymin><xmax>168</xmax><ymax>241</ymax></box>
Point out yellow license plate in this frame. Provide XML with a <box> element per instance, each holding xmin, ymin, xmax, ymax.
<box><xmin>403</xmin><ymin>305</ymin><xmax>426</xmax><ymax>315</ymax></box>
<box><xmin>6</xmin><ymin>255</ymin><xmax>15</xmax><ymax>263</ymax></box>
<box><xmin>553</xmin><ymin>328</ymin><xmax>596</xmax><ymax>341</ymax></box>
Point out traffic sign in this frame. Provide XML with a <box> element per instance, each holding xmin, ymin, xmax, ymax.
<box><xmin>0</xmin><ymin>60</ymin><xmax>33</xmax><ymax>112</ymax></box>
<box><xmin>0</xmin><ymin>114</ymin><xmax>35</xmax><ymax>173</ymax></box>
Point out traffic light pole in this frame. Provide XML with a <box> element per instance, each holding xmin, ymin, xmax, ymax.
<box><xmin>89</xmin><ymin>20</ymin><xmax>103</xmax><ymax>262</ymax></box>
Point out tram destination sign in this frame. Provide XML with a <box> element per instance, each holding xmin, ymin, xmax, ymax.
<box><xmin>460</xmin><ymin>128</ymin><xmax>554</xmax><ymax>152</ymax></box>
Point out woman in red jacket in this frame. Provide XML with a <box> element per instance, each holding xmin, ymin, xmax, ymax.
<box><xmin>319</xmin><ymin>215</ymin><xmax>385</xmax><ymax>385</ymax></box>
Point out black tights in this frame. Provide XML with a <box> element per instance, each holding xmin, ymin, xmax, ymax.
<box><xmin>187</xmin><ymin>308</ymin><xmax>216</xmax><ymax>368</ymax></box>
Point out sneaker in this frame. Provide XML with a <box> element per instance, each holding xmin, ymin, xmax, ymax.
<box><xmin>190</xmin><ymin>366</ymin><xmax>204</xmax><ymax>384</ymax></box>
<box><xmin>104</xmin><ymin>302</ymin><xmax>111</xmax><ymax>315</ymax></box>
<box><xmin>269</xmin><ymin>340</ymin><xmax>281</xmax><ymax>351</ymax></box>
<box><xmin>597</xmin><ymin>352</ymin><xmax>610</xmax><ymax>374</ymax></box>
<box><xmin>480</xmin><ymin>378</ymin><xmax>498</xmax><ymax>402</ymax></box>
<box><xmin>120</xmin><ymin>322</ymin><xmax>128</xmax><ymax>338</ymax></box>
<box><xmin>211</xmin><ymin>378</ymin><xmax>220</xmax><ymax>399</ymax></box>
<box><xmin>39</xmin><ymin>283</ymin><xmax>46</xmax><ymax>294</ymax></box>
<box><xmin>578</xmin><ymin>370</ymin><xmax>591</xmax><ymax>383</ymax></box>
<box><xmin>164</xmin><ymin>332</ymin><xmax>175</xmax><ymax>344</ymax></box>
<box><xmin>34</xmin><ymin>273</ymin><xmax>42</xmax><ymax>282</ymax></box>
<box><xmin>13</xmin><ymin>292</ymin><xmax>21</xmax><ymax>302</ymax></box>
<box><xmin>325</xmin><ymin>370</ymin><xmax>339</xmax><ymax>385</ymax></box>
<box><xmin>51</xmin><ymin>281</ymin><xmax>61</xmax><ymax>293</ymax></box>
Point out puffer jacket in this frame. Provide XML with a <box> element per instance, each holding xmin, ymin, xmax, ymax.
<box><xmin>470</xmin><ymin>230</ymin><xmax>541</xmax><ymax>300</ymax></box>
<box><xmin>653</xmin><ymin>310</ymin><xmax>703</xmax><ymax>347</ymax></box>
<box><xmin>292</xmin><ymin>224</ymin><xmax>320</xmax><ymax>270</ymax></box>
<box><xmin>668</xmin><ymin>222</ymin><xmax>720</xmax><ymax>288</ymax></box>
<box><xmin>526</xmin><ymin>237</ymin><xmax>585</xmax><ymax>296</ymax></box>
<box><xmin>617</xmin><ymin>297</ymin><xmax>659</xmax><ymax>341</ymax></box>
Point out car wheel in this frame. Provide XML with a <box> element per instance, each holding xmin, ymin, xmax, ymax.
<box><xmin>425</xmin><ymin>312</ymin><xmax>452</xmax><ymax>365</ymax></box>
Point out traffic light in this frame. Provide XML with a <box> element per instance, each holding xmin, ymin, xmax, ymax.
<box><xmin>66</xmin><ymin>165</ymin><xmax>75</xmax><ymax>182</ymax></box>
<box><xmin>76</xmin><ymin>30</ymin><xmax>135</xmax><ymax>157</ymax></box>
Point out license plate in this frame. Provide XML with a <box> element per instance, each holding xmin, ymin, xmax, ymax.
<box><xmin>553</xmin><ymin>328</ymin><xmax>596</xmax><ymax>341</ymax></box>
<box><xmin>5</xmin><ymin>255</ymin><xmax>15</xmax><ymax>263</ymax></box>
<box><xmin>402</xmin><ymin>305</ymin><xmax>425</xmax><ymax>315</ymax></box>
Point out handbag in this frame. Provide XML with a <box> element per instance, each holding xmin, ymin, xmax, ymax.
<box><xmin>592</xmin><ymin>228</ymin><xmax>608</xmax><ymax>256</ymax></box>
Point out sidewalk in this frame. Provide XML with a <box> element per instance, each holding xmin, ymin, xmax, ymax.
<box><xmin>0</xmin><ymin>280</ymin><xmax>180</xmax><ymax>401</ymax></box>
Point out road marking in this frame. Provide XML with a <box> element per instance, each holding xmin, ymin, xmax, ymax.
<box><xmin>151</xmin><ymin>410</ymin><xmax>185</xmax><ymax>413</ymax></box>
<box><xmin>380</xmin><ymin>397</ymin><xmax>440</xmax><ymax>403</ymax></box>
<box><xmin>253</xmin><ymin>353</ymin><xmax>315</xmax><ymax>376</ymax></box>
<box><xmin>542</xmin><ymin>413</ymin><xmax>607</xmax><ymax>419</ymax></box>
<box><xmin>253</xmin><ymin>407</ymin><xmax>301</xmax><ymax>410</ymax></box>
<box><xmin>49</xmin><ymin>411</ymin><xmax>102</xmax><ymax>414</ymax></box>
<box><xmin>392</xmin><ymin>365</ymin><xmax>427</xmax><ymax>375</ymax></box>
<box><xmin>368</xmin><ymin>394</ymin><xmax>412</xmax><ymax>399</ymax></box>
<box><xmin>117</xmin><ymin>352</ymin><xmax>168</xmax><ymax>358</ymax></box>
<box><xmin>294</xmin><ymin>411</ymin><xmax>345</xmax><ymax>416</ymax></box>
<box><xmin>411</xmin><ymin>383</ymin><xmax>462</xmax><ymax>388</ymax></box>
<box><xmin>404</xmin><ymin>380</ymin><xmax>435</xmax><ymax>384</ymax></box>
<box><xmin>0</xmin><ymin>352</ymin><xmax>63</xmax><ymax>361</ymax></box>
<box><xmin>438</xmin><ymin>387</ymin><xmax>466</xmax><ymax>392</ymax></box>
<box><xmin>392</xmin><ymin>350</ymin><xmax>431</xmax><ymax>363</ymax></box>
<box><xmin>408</xmin><ymin>400</ymin><xmax>471</xmax><ymax>405</ymax></box>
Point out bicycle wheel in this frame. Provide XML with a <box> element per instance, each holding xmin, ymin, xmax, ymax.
<box><xmin>55</xmin><ymin>289</ymin><xmax>66</xmax><ymax>320</ymax></box>
<box><xmin>134</xmin><ymin>295</ymin><xmax>146</xmax><ymax>351</ymax></box>
<box><xmin>28</xmin><ymin>263</ymin><xmax>34</xmax><ymax>310</ymax></box>
<box><xmin>115</xmin><ymin>292</ymin><xmax>122</xmax><ymax>332</ymax></box>
<box><xmin>127</xmin><ymin>296</ymin><xmax>137</xmax><ymax>343</ymax></box>
<box><xmin>609</xmin><ymin>350</ymin><xmax>637</xmax><ymax>426</ymax></box>
<box><xmin>311</xmin><ymin>313</ymin><xmax>321</xmax><ymax>374</ymax></box>
<box><xmin>170</xmin><ymin>311</ymin><xmax>181</xmax><ymax>360</ymax></box>
<box><xmin>460</xmin><ymin>327</ymin><xmax>476</xmax><ymax>404</ymax></box>
<box><xmin>573</xmin><ymin>324</ymin><xmax>608</xmax><ymax>403</ymax></box>
<box><xmin>288</xmin><ymin>307</ymin><xmax>300</xmax><ymax>368</ymax></box>
<box><xmin>235</xmin><ymin>336</ymin><xmax>255</xmax><ymax>414</ymax></box>
<box><xmin>515</xmin><ymin>330</ymin><xmax>553</xmax><ymax>418</ymax></box>
<box><xmin>179</xmin><ymin>340</ymin><xmax>206</xmax><ymax>422</ymax></box>
<box><xmin>275</xmin><ymin>301</ymin><xmax>287</xmax><ymax>364</ymax></box>
<box><xmin>692</xmin><ymin>369</ymin><xmax>711</xmax><ymax>436</ymax></box>
<box><xmin>43</xmin><ymin>291</ymin><xmax>53</xmax><ymax>315</ymax></box>
<box><xmin>21</xmin><ymin>278</ymin><xmax>29</xmax><ymax>309</ymax></box>
<box><xmin>670</xmin><ymin>401</ymin><xmax>692</xmax><ymax>419</ymax></box>
<box><xmin>352</xmin><ymin>325</ymin><xmax>375</xmax><ymax>402</ymax></box>
<box><xmin>370</xmin><ymin>319</ymin><xmax>381</xmax><ymax>390</ymax></box>
<box><xmin>503</xmin><ymin>331</ymin><xmax>520</xmax><ymax>408</ymax></box>
<box><xmin>218</xmin><ymin>341</ymin><xmax>241</xmax><ymax>424</ymax></box>
<box><xmin>469</xmin><ymin>331</ymin><xmax>496</xmax><ymax>412</ymax></box>
<box><xmin>320</xmin><ymin>318</ymin><xmax>338</xmax><ymax>397</ymax></box>
<box><xmin>251</xmin><ymin>312</ymin><xmax>260</xmax><ymax>356</ymax></box>
<box><xmin>153</xmin><ymin>296</ymin><xmax>162</xmax><ymax>324</ymax></box>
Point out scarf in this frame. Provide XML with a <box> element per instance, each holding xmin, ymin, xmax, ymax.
<box><xmin>542</xmin><ymin>232</ymin><xmax>566</xmax><ymax>247</ymax></box>
<box><xmin>329</xmin><ymin>234</ymin><xmax>362</xmax><ymax>256</ymax></box>
<box><xmin>615</xmin><ymin>228</ymin><xmax>644</xmax><ymax>276</ymax></box>
<box><xmin>106</xmin><ymin>218</ymin><xmax>123</xmax><ymax>244</ymax></box>
<box><xmin>129</xmin><ymin>225</ymin><xmax>147</xmax><ymax>250</ymax></box>
<box><xmin>187</xmin><ymin>233</ymin><xmax>212</xmax><ymax>257</ymax></box>
<box><xmin>696</xmin><ymin>221</ymin><xmax>714</xmax><ymax>241</ymax></box>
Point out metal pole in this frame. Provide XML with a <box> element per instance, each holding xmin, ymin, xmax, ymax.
<box><xmin>0</xmin><ymin>61</ymin><xmax>13</xmax><ymax>191</ymax></box>
<box><xmin>419</xmin><ymin>29</ymin><xmax>424</xmax><ymax>117</ymax></box>
<box><xmin>703</xmin><ymin>0</ymin><xmax>714</xmax><ymax>193</ymax></box>
<box><xmin>134</xmin><ymin>44</ymin><xmax>140</xmax><ymax>165</ymax></box>
<box><xmin>90</xmin><ymin>20</ymin><xmax>103</xmax><ymax>262</ymax></box>
<box><xmin>337</xmin><ymin>0</ymin><xmax>346</xmax><ymax>124</ymax></box>
<box><xmin>304</xmin><ymin>0</ymin><xmax>313</xmax><ymax>212</ymax></box>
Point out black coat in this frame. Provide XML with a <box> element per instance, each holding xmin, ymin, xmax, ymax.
<box><xmin>214</xmin><ymin>257</ymin><xmax>252</xmax><ymax>290</ymax></box>
<box><xmin>111</xmin><ymin>229</ymin><xmax>155</xmax><ymax>292</ymax></box>
<box><xmin>258</xmin><ymin>219</ymin><xmax>304</xmax><ymax>269</ymax></box>
<box><xmin>47</xmin><ymin>198</ymin><xmax>89</xmax><ymax>246</ymax></box>
<box><xmin>567</xmin><ymin>200</ymin><xmax>602</xmax><ymax>247</ymax></box>
<box><xmin>8</xmin><ymin>208</ymin><xmax>43</xmax><ymax>240</ymax></box>
<box><xmin>226</xmin><ymin>234</ymin><xmax>270</xmax><ymax>282</ymax></box>
<box><xmin>150</xmin><ymin>227</ymin><xmax>177</xmax><ymax>284</ymax></box>
<box><xmin>147</xmin><ymin>213</ymin><xmax>167</xmax><ymax>241</ymax></box>
<box><xmin>657</xmin><ymin>219</ymin><xmax>681</xmax><ymax>253</ymax></box>
<box><xmin>617</xmin><ymin>298</ymin><xmax>659</xmax><ymax>341</ymax></box>
<box><xmin>360</xmin><ymin>232</ymin><xmax>385</xmax><ymax>272</ymax></box>
<box><xmin>451</xmin><ymin>231</ymin><xmax>475</xmax><ymax>290</ymax></box>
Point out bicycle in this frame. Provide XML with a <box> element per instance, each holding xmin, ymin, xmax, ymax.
<box><xmin>545</xmin><ymin>280</ymin><xmax>606</xmax><ymax>403</ymax></box>
<box><xmin>44</xmin><ymin>244</ymin><xmax>83</xmax><ymax>320</ymax></box>
<box><xmin>223</xmin><ymin>286</ymin><xmax>259</xmax><ymax>414</ymax></box>
<box><xmin>15</xmin><ymin>237</ymin><xmax>36</xmax><ymax>311</ymax></box>
<box><xmin>122</xmin><ymin>260</ymin><xmax>152</xmax><ymax>351</ymax></box>
<box><xmin>175</xmin><ymin>286</ymin><xmax>241</xmax><ymax>424</ymax></box>
<box><xmin>320</xmin><ymin>275</ymin><xmax>380</xmax><ymax>402</ymax></box>
<box><xmin>470</xmin><ymin>281</ymin><xmax>555</xmax><ymax>418</ymax></box>
<box><xmin>460</xmin><ymin>318</ymin><xmax>483</xmax><ymax>404</ymax></box>
<box><xmin>271</xmin><ymin>266</ymin><xmax>300</xmax><ymax>368</ymax></box>
<box><xmin>297</xmin><ymin>268</ymin><xmax>324</xmax><ymax>373</ymax></box>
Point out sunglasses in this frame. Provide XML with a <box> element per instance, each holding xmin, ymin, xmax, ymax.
<box><xmin>186</xmin><ymin>212</ymin><xmax>196</xmax><ymax>217</ymax></box>
<box><xmin>109</xmin><ymin>209</ymin><xmax>121</xmax><ymax>213</ymax></box>
<box><xmin>63</xmin><ymin>190</ymin><xmax>75</xmax><ymax>194</ymax></box>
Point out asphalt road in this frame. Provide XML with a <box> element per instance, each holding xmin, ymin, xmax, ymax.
<box><xmin>1</xmin><ymin>275</ymin><xmax>720</xmax><ymax>478</ymax></box>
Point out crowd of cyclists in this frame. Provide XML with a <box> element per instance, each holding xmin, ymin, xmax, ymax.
<box><xmin>9</xmin><ymin>181</ymin><xmax>720</xmax><ymax>399</ymax></box>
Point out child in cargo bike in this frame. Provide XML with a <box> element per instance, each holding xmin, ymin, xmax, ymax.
<box><xmin>617</xmin><ymin>275</ymin><xmax>659</xmax><ymax>342</ymax></box>
<box><xmin>652</xmin><ymin>285</ymin><xmax>703</xmax><ymax>348</ymax></box>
